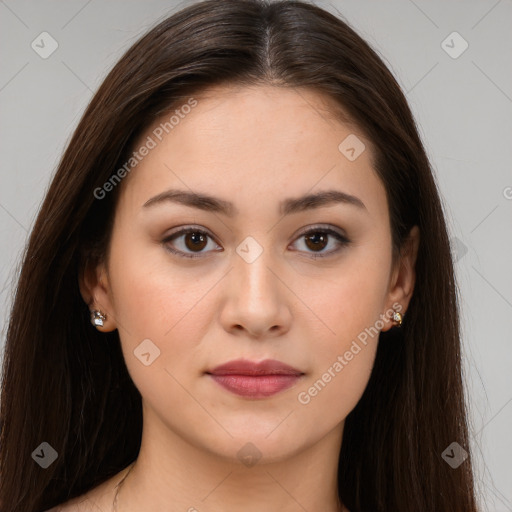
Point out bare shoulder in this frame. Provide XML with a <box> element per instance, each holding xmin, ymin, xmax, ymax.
<box><xmin>42</xmin><ymin>495</ymin><xmax>88</xmax><ymax>512</ymax></box>
<box><xmin>44</xmin><ymin>467</ymin><xmax>128</xmax><ymax>512</ymax></box>
<box><xmin>43</xmin><ymin>491</ymin><xmax>102</xmax><ymax>512</ymax></box>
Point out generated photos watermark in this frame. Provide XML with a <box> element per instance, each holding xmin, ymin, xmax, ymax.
<box><xmin>297</xmin><ymin>302</ymin><xmax>403</xmax><ymax>405</ymax></box>
<box><xmin>93</xmin><ymin>97</ymin><xmax>198</xmax><ymax>200</ymax></box>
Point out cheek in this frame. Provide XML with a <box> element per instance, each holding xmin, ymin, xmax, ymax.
<box><xmin>107</xmin><ymin>252</ymin><xmax>214</xmax><ymax>417</ymax></box>
<box><xmin>108</xmin><ymin>231</ymin><xmax>213</xmax><ymax>339</ymax></box>
<box><xmin>293</xmin><ymin>340</ymin><xmax>377</xmax><ymax>443</ymax></box>
<box><xmin>293</xmin><ymin>278</ymin><xmax>384</xmax><ymax>432</ymax></box>
<box><xmin>290</xmin><ymin>251</ymin><xmax>390</xmax><ymax>423</ymax></box>
<box><xmin>297</xmin><ymin>252</ymin><xmax>391</xmax><ymax>348</ymax></box>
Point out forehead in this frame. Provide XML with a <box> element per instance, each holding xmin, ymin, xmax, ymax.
<box><xmin>119</xmin><ymin>84</ymin><xmax>387</xmax><ymax>220</ymax></box>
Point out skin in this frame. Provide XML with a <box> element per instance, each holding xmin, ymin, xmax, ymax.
<box><xmin>70</xmin><ymin>84</ymin><xmax>419</xmax><ymax>512</ymax></box>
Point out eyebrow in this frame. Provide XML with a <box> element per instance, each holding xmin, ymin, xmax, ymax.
<box><xmin>142</xmin><ymin>188</ymin><xmax>367</xmax><ymax>216</ymax></box>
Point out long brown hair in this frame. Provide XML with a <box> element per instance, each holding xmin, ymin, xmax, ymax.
<box><xmin>0</xmin><ymin>1</ymin><xmax>479</xmax><ymax>510</ymax></box>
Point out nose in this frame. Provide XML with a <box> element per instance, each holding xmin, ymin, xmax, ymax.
<box><xmin>219</xmin><ymin>246</ymin><xmax>292</xmax><ymax>339</ymax></box>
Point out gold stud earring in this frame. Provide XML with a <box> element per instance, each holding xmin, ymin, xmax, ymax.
<box><xmin>392</xmin><ymin>309</ymin><xmax>403</xmax><ymax>327</ymax></box>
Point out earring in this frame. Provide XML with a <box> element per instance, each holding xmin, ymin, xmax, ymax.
<box><xmin>392</xmin><ymin>309</ymin><xmax>403</xmax><ymax>328</ymax></box>
<box><xmin>90</xmin><ymin>309</ymin><xmax>107</xmax><ymax>327</ymax></box>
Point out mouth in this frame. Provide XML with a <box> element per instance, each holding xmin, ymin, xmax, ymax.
<box><xmin>205</xmin><ymin>358</ymin><xmax>305</xmax><ymax>399</ymax></box>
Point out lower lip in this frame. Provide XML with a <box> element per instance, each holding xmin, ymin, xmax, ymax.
<box><xmin>208</xmin><ymin>374</ymin><xmax>302</xmax><ymax>398</ymax></box>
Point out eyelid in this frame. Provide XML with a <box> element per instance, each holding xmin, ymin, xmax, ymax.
<box><xmin>293</xmin><ymin>223</ymin><xmax>348</xmax><ymax>240</ymax></box>
<box><xmin>165</xmin><ymin>224</ymin><xmax>216</xmax><ymax>240</ymax></box>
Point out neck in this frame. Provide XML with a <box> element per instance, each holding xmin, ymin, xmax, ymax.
<box><xmin>113</xmin><ymin>414</ymin><xmax>347</xmax><ymax>512</ymax></box>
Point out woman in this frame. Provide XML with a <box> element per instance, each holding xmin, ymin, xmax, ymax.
<box><xmin>0</xmin><ymin>0</ymin><xmax>479</xmax><ymax>511</ymax></box>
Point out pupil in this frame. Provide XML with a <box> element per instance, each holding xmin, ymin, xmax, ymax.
<box><xmin>186</xmin><ymin>232</ymin><xmax>206</xmax><ymax>251</ymax></box>
<box><xmin>306</xmin><ymin>233</ymin><xmax>327</xmax><ymax>251</ymax></box>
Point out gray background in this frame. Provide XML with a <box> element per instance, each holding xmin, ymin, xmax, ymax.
<box><xmin>1</xmin><ymin>0</ymin><xmax>511</xmax><ymax>509</ymax></box>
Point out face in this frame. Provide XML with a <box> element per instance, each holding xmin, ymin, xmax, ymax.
<box><xmin>81</xmin><ymin>84</ymin><xmax>418</xmax><ymax>464</ymax></box>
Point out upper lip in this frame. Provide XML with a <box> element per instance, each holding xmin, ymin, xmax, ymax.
<box><xmin>207</xmin><ymin>358</ymin><xmax>303</xmax><ymax>376</ymax></box>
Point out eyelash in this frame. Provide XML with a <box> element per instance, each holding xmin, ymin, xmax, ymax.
<box><xmin>162</xmin><ymin>224</ymin><xmax>351</xmax><ymax>260</ymax></box>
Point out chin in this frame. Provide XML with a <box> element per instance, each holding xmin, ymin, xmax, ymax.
<box><xmin>199</xmin><ymin>427</ymin><xmax>306</xmax><ymax>465</ymax></box>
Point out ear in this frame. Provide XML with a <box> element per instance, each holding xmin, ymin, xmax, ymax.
<box><xmin>78</xmin><ymin>257</ymin><xmax>117</xmax><ymax>332</ymax></box>
<box><xmin>381</xmin><ymin>225</ymin><xmax>420</xmax><ymax>332</ymax></box>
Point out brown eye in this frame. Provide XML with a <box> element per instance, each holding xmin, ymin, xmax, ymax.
<box><xmin>183</xmin><ymin>231</ymin><xmax>208</xmax><ymax>252</ymax></box>
<box><xmin>163</xmin><ymin>227</ymin><xmax>220</xmax><ymax>259</ymax></box>
<box><xmin>291</xmin><ymin>226</ymin><xmax>350</xmax><ymax>259</ymax></box>
<box><xmin>304</xmin><ymin>232</ymin><xmax>329</xmax><ymax>252</ymax></box>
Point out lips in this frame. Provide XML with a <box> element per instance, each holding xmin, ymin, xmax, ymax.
<box><xmin>206</xmin><ymin>359</ymin><xmax>304</xmax><ymax>398</ymax></box>
<box><xmin>208</xmin><ymin>358</ymin><xmax>303</xmax><ymax>376</ymax></box>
